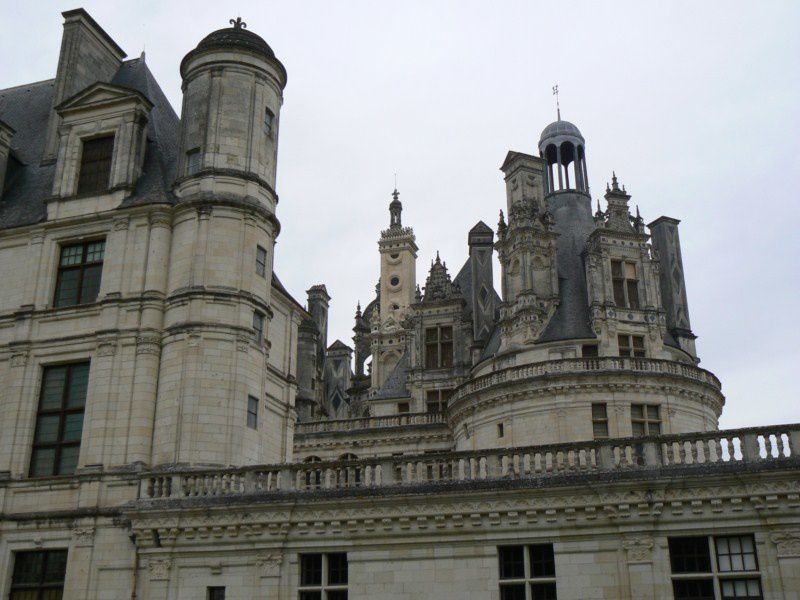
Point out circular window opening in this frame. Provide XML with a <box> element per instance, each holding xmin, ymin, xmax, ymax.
<box><xmin>390</xmin><ymin>276</ymin><xmax>400</xmax><ymax>286</ymax></box>
<box><xmin>390</xmin><ymin>253</ymin><xmax>399</xmax><ymax>259</ymax></box>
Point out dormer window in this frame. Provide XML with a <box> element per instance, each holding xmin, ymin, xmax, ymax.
<box><xmin>186</xmin><ymin>148</ymin><xmax>201</xmax><ymax>175</ymax></box>
<box><xmin>77</xmin><ymin>135</ymin><xmax>114</xmax><ymax>195</ymax></box>
<box><xmin>264</xmin><ymin>108</ymin><xmax>274</xmax><ymax>137</ymax></box>
<box><xmin>611</xmin><ymin>260</ymin><xmax>640</xmax><ymax>309</ymax></box>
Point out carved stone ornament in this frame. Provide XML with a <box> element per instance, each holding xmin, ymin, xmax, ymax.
<box><xmin>237</xmin><ymin>334</ymin><xmax>251</xmax><ymax>352</ymax></box>
<box><xmin>255</xmin><ymin>552</ymin><xmax>283</xmax><ymax>577</ymax></box>
<box><xmin>136</xmin><ymin>334</ymin><xmax>162</xmax><ymax>356</ymax></box>
<box><xmin>771</xmin><ymin>530</ymin><xmax>800</xmax><ymax>557</ymax></box>
<box><xmin>72</xmin><ymin>527</ymin><xmax>95</xmax><ymax>546</ymax></box>
<box><xmin>147</xmin><ymin>558</ymin><xmax>173</xmax><ymax>581</ymax></box>
<box><xmin>622</xmin><ymin>536</ymin><xmax>654</xmax><ymax>564</ymax></box>
<box><xmin>10</xmin><ymin>352</ymin><xmax>28</xmax><ymax>368</ymax></box>
<box><xmin>96</xmin><ymin>341</ymin><xmax>117</xmax><ymax>357</ymax></box>
<box><xmin>113</xmin><ymin>217</ymin><xmax>130</xmax><ymax>231</ymax></box>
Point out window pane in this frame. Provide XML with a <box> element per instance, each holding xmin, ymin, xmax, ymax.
<box><xmin>631</xmin><ymin>404</ymin><xmax>643</xmax><ymax>419</ymax></box>
<box><xmin>425</xmin><ymin>344</ymin><xmax>438</xmax><ymax>369</ymax></box>
<box><xmin>10</xmin><ymin>592</ymin><xmax>40</xmax><ymax>600</ymax></box>
<box><xmin>41</xmin><ymin>367</ymin><xmax>67</xmax><ymax>409</ymax></box>
<box><xmin>60</xmin><ymin>245</ymin><xmax>83</xmax><ymax>267</ymax></box>
<box><xmin>35</xmin><ymin>415</ymin><xmax>61</xmax><ymax>443</ymax></box>
<box><xmin>530</xmin><ymin>582</ymin><xmax>557</xmax><ymax>600</ymax></box>
<box><xmin>498</xmin><ymin>546</ymin><xmax>525</xmax><ymax>579</ymax></box>
<box><xmin>440</xmin><ymin>327</ymin><xmax>453</xmax><ymax>341</ymax></box>
<box><xmin>673</xmin><ymin>579</ymin><xmax>714</xmax><ymax>600</ymax></box>
<box><xmin>300</xmin><ymin>554</ymin><xmax>322</xmax><ymax>586</ymax></box>
<box><xmin>591</xmin><ymin>404</ymin><xmax>607</xmax><ymax>419</ymax></box>
<box><xmin>13</xmin><ymin>552</ymin><xmax>45</xmax><ymax>584</ymax></box>
<box><xmin>66</xmin><ymin>364</ymin><xmax>89</xmax><ymax>408</ymax></box>
<box><xmin>85</xmin><ymin>241</ymin><xmax>105</xmax><ymax>263</ymax></box>
<box><xmin>500</xmin><ymin>584</ymin><xmax>526</xmax><ymax>600</ymax></box>
<box><xmin>31</xmin><ymin>448</ymin><xmax>56</xmax><ymax>477</ymax></box>
<box><xmin>627</xmin><ymin>281</ymin><xmax>639</xmax><ymax>308</ymax></box>
<box><xmin>624</xmin><ymin>262</ymin><xmax>637</xmax><ymax>279</ymax></box>
<box><xmin>328</xmin><ymin>553</ymin><xmax>348</xmax><ymax>585</ymax></box>
<box><xmin>299</xmin><ymin>593</ymin><xmax>321</xmax><ymax>600</ymax></box>
<box><xmin>613</xmin><ymin>280</ymin><xmax>626</xmax><ymax>306</ymax></box>
<box><xmin>646</xmin><ymin>405</ymin><xmax>659</xmax><ymax>420</ymax></box>
<box><xmin>611</xmin><ymin>261</ymin><xmax>622</xmax><ymax>277</ymax></box>
<box><xmin>669</xmin><ymin>537</ymin><xmax>711</xmax><ymax>573</ymax></box>
<box><xmin>649</xmin><ymin>422</ymin><xmax>661</xmax><ymax>435</ymax></box>
<box><xmin>43</xmin><ymin>551</ymin><xmax>68</xmax><ymax>583</ymax></box>
<box><xmin>529</xmin><ymin>544</ymin><xmax>555</xmax><ymax>578</ymax></box>
<box><xmin>440</xmin><ymin>342</ymin><xmax>453</xmax><ymax>367</ymax></box>
<box><xmin>58</xmin><ymin>445</ymin><xmax>80</xmax><ymax>475</ymax></box>
<box><xmin>327</xmin><ymin>592</ymin><xmax>347</xmax><ymax>600</ymax></box>
<box><xmin>425</xmin><ymin>328</ymin><xmax>438</xmax><ymax>342</ymax></box>
<box><xmin>720</xmin><ymin>578</ymin><xmax>762</xmax><ymax>599</ymax></box>
<box><xmin>593</xmin><ymin>421</ymin><xmax>609</xmax><ymax>439</ymax></box>
<box><xmin>55</xmin><ymin>269</ymin><xmax>80</xmax><ymax>307</ymax></box>
<box><xmin>62</xmin><ymin>413</ymin><xmax>84</xmax><ymax>442</ymax></box>
<box><xmin>632</xmin><ymin>336</ymin><xmax>645</xmax><ymax>349</ymax></box>
<box><xmin>80</xmin><ymin>264</ymin><xmax>102</xmax><ymax>304</ymax></box>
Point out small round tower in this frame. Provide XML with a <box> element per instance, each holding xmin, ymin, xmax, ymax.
<box><xmin>153</xmin><ymin>18</ymin><xmax>290</xmax><ymax>467</ymax></box>
<box><xmin>538</xmin><ymin>119</ymin><xmax>589</xmax><ymax>195</ymax></box>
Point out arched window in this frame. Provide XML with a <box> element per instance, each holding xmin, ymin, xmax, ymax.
<box><xmin>303</xmin><ymin>455</ymin><xmax>322</xmax><ymax>489</ymax></box>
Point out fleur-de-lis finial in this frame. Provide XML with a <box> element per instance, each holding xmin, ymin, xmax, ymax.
<box><xmin>229</xmin><ymin>17</ymin><xmax>247</xmax><ymax>30</ymax></box>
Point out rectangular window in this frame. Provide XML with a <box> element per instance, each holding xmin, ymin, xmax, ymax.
<box><xmin>77</xmin><ymin>135</ymin><xmax>114</xmax><ymax>195</ymax></box>
<box><xmin>498</xmin><ymin>545</ymin><xmax>557</xmax><ymax>600</ymax></box>
<box><xmin>581</xmin><ymin>344</ymin><xmax>599</xmax><ymax>358</ymax></box>
<box><xmin>611</xmin><ymin>259</ymin><xmax>640</xmax><ymax>309</ymax></box>
<box><xmin>425</xmin><ymin>389</ymin><xmax>451</xmax><ymax>413</ymax></box>
<box><xmin>54</xmin><ymin>240</ymin><xmax>105</xmax><ymax>308</ymax></box>
<box><xmin>497</xmin><ymin>422</ymin><xmax>505</xmax><ymax>438</ymax></box>
<box><xmin>670</xmin><ymin>535</ymin><xmax>762</xmax><ymax>600</ymax></box>
<box><xmin>265</xmin><ymin>108</ymin><xmax>275</xmax><ymax>136</ymax></box>
<box><xmin>299</xmin><ymin>553</ymin><xmax>347</xmax><ymax>599</ymax></box>
<box><xmin>247</xmin><ymin>395</ymin><xmax>259</xmax><ymax>429</ymax></box>
<box><xmin>207</xmin><ymin>588</ymin><xmax>226</xmax><ymax>600</ymax></box>
<box><xmin>10</xmin><ymin>549</ymin><xmax>68</xmax><ymax>599</ymax></box>
<box><xmin>30</xmin><ymin>363</ymin><xmax>89</xmax><ymax>477</ymax></box>
<box><xmin>186</xmin><ymin>148</ymin><xmax>201</xmax><ymax>175</ymax></box>
<box><xmin>256</xmin><ymin>245</ymin><xmax>268</xmax><ymax>277</ymax></box>
<box><xmin>253</xmin><ymin>311</ymin><xmax>265</xmax><ymax>344</ymax></box>
<box><xmin>618</xmin><ymin>334</ymin><xmax>645</xmax><ymax>358</ymax></box>
<box><xmin>631</xmin><ymin>404</ymin><xmax>661</xmax><ymax>436</ymax></box>
<box><xmin>591</xmin><ymin>403</ymin><xmax>609</xmax><ymax>439</ymax></box>
<box><xmin>424</xmin><ymin>326</ymin><xmax>453</xmax><ymax>369</ymax></box>
<box><xmin>397</xmin><ymin>402</ymin><xmax>410</xmax><ymax>414</ymax></box>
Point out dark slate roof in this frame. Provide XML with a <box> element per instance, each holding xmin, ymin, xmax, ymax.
<box><xmin>372</xmin><ymin>354</ymin><xmax>410</xmax><ymax>400</ymax></box>
<box><xmin>0</xmin><ymin>79</ymin><xmax>56</xmax><ymax>229</ymax></box>
<box><xmin>196</xmin><ymin>26</ymin><xmax>276</xmax><ymax>60</ymax></box>
<box><xmin>272</xmin><ymin>272</ymin><xmax>307</xmax><ymax>314</ymax></box>
<box><xmin>469</xmin><ymin>220</ymin><xmax>493</xmax><ymax>234</ymax></box>
<box><xmin>480</xmin><ymin>323</ymin><xmax>502</xmax><ymax>360</ymax></box>
<box><xmin>538</xmin><ymin>192</ymin><xmax>597</xmax><ymax>342</ymax></box>
<box><xmin>0</xmin><ymin>56</ymin><xmax>178</xmax><ymax>231</ymax></box>
<box><xmin>328</xmin><ymin>339</ymin><xmax>353</xmax><ymax>352</ymax></box>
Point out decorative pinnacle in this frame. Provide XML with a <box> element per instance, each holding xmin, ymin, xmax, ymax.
<box><xmin>230</xmin><ymin>17</ymin><xmax>247</xmax><ymax>29</ymax></box>
<box><xmin>392</xmin><ymin>188</ymin><xmax>399</xmax><ymax>202</ymax></box>
<box><xmin>610</xmin><ymin>171</ymin><xmax>621</xmax><ymax>192</ymax></box>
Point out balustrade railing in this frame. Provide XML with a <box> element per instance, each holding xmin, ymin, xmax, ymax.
<box><xmin>296</xmin><ymin>412</ymin><xmax>446</xmax><ymax>435</ymax></box>
<box><xmin>451</xmin><ymin>357</ymin><xmax>722</xmax><ymax>403</ymax></box>
<box><xmin>140</xmin><ymin>424</ymin><xmax>800</xmax><ymax>500</ymax></box>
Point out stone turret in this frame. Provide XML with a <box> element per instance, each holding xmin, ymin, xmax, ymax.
<box><xmin>152</xmin><ymin>18</ymin><xmax>290</xmax><ymax>466</ymax></box>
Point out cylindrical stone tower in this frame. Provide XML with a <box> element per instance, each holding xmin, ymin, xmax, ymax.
<box><xmin>152</xmin><ymin>18</ymin><xmax>288</xmax><ymax>466</ymax></box>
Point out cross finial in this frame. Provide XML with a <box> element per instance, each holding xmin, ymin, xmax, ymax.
<box><xmin>229</xmin><ymin>16</ymin><xmax>246</xmax><ymax>29</ymax></box>
<box><xmin>552</xmin><ymin>84</ymin><xmax>561</xmax><ymax>121</ymax></box>
<box><xmin>392</xmin><ymin>188</ymin><xmax>399</xmax><ymax>202</ymax></box>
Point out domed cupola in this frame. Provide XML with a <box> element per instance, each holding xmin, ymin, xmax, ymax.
<box><xmin>538</xmin><ymin>117</ymin><xmax>589</xmax><ymax>196</ymax></box>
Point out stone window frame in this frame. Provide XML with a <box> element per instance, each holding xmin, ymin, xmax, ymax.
<box><xmin>617</xmin><ymin>334</ymin><xmax>645</xmax><ymax>358</ymax></box>
<box><xmin>10</xmin><ymin>549</ymin><xmax>69</xmax><ymax>597</ymax></box>
<box><xmin>186</xmin><ymin>147</ymin><xmax>201</xmax><ymax>176</ymax></box>
<box><xmin>53</xmin><ymin>238</ymin><xmax>106</xmax><ymax>308</ymax></box>
<box><xmin>253</xmin><ymin>311</ymin><xmax>265</xmax><ymax>345</ymax></box>
<box><xmin>424</xmin><ymin>325</ymin><xmax>454</xmax><ymax>369</ymax></box>
<box><xmin>298</xmin><ymin>552</ymin><xmax>348</xmax><ymax>599</ymax></box>
<box><xmin>247</xmin><ymin>395</ymin><xmax>259</xmax><ymax>430</ymax></box>
<box><xmin>76</xmin><ymin>134</ymin><xmax>115</xmax><ymax>195</ymax></box>
<box><xmin>591</xmin><ymin>403</ymin><xmax>609</xmax><ymax>439</ymax></box>
<box><xmin>668</xmin><ymin>535</ymin><xmax>764</xmax><ymax>600</ymax></box>
<box><xmin>425</xmin><ymin>389</ymin><xmax>452</xmax><ymax>413</ymax></box>
<box><xmin>256</xmin><ymin>245</ymin><xmax>268</xmax><ymax>277</ymax></box>
<box><xmin>611</xmin><ymin>259</ymin><xmax>640</xmax><ymax>309</ymax></box>
<box><xmin>497</xmin><ymin>544</ymin><xmax>557</xmax><ymax>600</ymax></box>
<box><xmin>397</xmin><ymin>401</ymin><xmax>410</xmax><ymax>414</ymax></box>
<box><xmin>30</xmin><ymin>361</ymin><xmax>90</xmax><ymax>478</ymax></box>
<box><xmin>630</xmin><ymin>403</ymin><xmax>661</xmax><ymax>436</ymax></box>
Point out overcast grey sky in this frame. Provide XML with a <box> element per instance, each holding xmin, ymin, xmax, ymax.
<box><xmin>2</xmin><ymin>1</ymin><xmax>798</xmax><ymax>429</ymax></box>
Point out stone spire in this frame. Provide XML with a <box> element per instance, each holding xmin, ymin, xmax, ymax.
<box><xmin>602</xmin><ymin>172</ymin><xmax>636</xmax><ymax>232</ymax></box>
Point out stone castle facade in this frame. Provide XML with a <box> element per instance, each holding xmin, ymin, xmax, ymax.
<box><xmin>0</xmin><ymin>9</ymin><xmax>797</xmax><ymax>600</ymax></box>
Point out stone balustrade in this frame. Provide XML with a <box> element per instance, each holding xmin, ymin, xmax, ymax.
<box><xmin>296</xmin><ymin>412</ymin><xmax>447</xmax><ymax>435</ymax></box>
<box><xmin>140</xmin><ymin>423</ymin><xmax>799</xmax><ymax>500</ymax></box>
<box><xmin>451</xmin><ymin>357</ymin><xmax>722</xmax><ymax>403</ymax></box>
